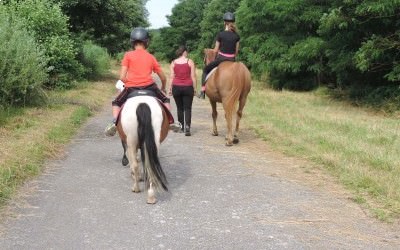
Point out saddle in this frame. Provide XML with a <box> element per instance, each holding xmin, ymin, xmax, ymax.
<box><xmin>117</xmin><ymin>89</ymin><xmax>174</xmax><ymax>125</ymax></box>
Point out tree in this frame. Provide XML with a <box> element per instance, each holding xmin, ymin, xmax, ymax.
<box><xmin>57</xmin><ymin>0</ymin><xmax>149</xmax><ymax>54</ymax></box>
<box><xmin>319</xmin><ymin>0</ymin><xmax>400</xmax><ymax>86</ymax></box>
<box><xmin>237</xmin><ymin>0</ymin><xmax>331</xmax><ymax>90</ymax></box>
<box><xmin>154</xmin><ymin>0</ymin><xmax>211</xmax><ymax>62</ymax></box>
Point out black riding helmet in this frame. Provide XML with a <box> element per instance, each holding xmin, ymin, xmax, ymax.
<box><xmin>223</xmin><ymin>12</ymin><xmax>235</xmax><ymax>22</ymax></box>
<box><xmin>130</xmin><ymin>27</ymin><xmax>149</xmax><ymax>46</ymax></box>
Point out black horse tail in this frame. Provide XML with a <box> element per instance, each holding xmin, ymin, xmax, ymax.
<box><xmin>136</xmin><ymin>103</ymin><xmax>168</xmax><ymax>191</ymax></box>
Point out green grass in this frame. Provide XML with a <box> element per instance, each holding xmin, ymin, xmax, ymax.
<box><xmin>0</xmin><ymin>79</ymin><xmax>114</xmax><ymax>207</ymax></box>
<box><xmin>244</xmin><ymin>82</ymin><xmax>400</xmax><ymax>221</ymax></box>
<box><xmin>0</xmin><ymin>107</ymin><xmax>25</xmax><ymax>127</ymax></box>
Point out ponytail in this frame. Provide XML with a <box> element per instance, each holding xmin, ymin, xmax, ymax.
<box><xmin>225</xmin><ymin>22</ymin><xmax>237</xmax><ymax>33</ymax></box>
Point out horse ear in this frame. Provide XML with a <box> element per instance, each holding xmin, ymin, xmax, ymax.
<box><xmin>203</xmin><ymin>48</ymin><xmax>207</xmax><ymax>54</ymax></box>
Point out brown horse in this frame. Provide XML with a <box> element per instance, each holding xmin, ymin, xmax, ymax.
<box><xmin>116</xmin><ymin>95</ymin><xmax>170</xmax><ymax>204</ymax></box>
<box><xmin>204</xmin><ymin>49</ymin><xmax>251</xmax><ymax>146</ymax></box>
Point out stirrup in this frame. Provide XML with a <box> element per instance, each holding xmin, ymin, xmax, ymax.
<box><xmin>105</xmin><ymin>123</ymin><xmax>117</xmax><ymax>136</ymax></box>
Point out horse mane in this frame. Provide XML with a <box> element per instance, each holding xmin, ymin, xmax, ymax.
<box><xmin>204</xmin><ymin>49</ymin><xmax>217</xmax><ymax>65</ymax></box>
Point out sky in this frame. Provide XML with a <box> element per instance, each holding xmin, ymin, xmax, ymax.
<box><xmin>146</xmin><ymin>0</ymin><xmax>179</xmax><ymax>29</ymax></box>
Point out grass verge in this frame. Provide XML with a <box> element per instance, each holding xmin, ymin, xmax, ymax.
<box><xmin>243</xmin><ymin>82</ymin><xmax>400</xmax><ymax>222</ymax></box>
<box><xmin>0</xmin><ymin>79</ymin><xmax>115</xmax><ymax>207</ymax></box>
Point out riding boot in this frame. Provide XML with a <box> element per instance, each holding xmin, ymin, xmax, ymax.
<box><xmin>198</xmin><ymin>91</ymin><xmax>205</xmax><ymax>99</ymax></box>
<box><xmin>198</xmin><ymin>74</ymin><xmax>206</xmax><ymax>99</ymax></box>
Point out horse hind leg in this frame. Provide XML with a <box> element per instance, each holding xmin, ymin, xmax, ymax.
<box><xmin>223</xmin><ymin>101</ymin><xmax>234</xmax><ymax>146</ymax></box>
<box><xmin>143</xmin><ymin>147</ymin><xmax>157</xmax><ymax>204</ymax></box>
<box><xmin>126</xmin><ymin>144</ymin><xmax>140</xmax><ymax>193</ymax></box>
<box><xmin>233</xmin><ymin>95</ymin><xmax>248</xmax><ymax>144</ymax></box>
<box><xmin>121</xmin><ymin>140</ymin><xmax>129</xmax><ymax>166</ymax></box>
<box><xmin>210</xmin><ymin>100</ymin><xmax>218</xmax><ymax>136</ymax></box>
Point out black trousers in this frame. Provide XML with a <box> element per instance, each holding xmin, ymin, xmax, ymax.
<box><xmin>172</xmin><ymin>85</ymin><xmax>194</xmax><ymax>128</ymax></box>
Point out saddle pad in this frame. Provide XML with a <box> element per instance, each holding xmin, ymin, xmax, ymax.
<box><xmin>205</xmin><ymin>67</ymin><xmax>218</xmax><ymax>82</ymax></box>
<box><xmin>117</xmin><ymin>97</ymin><xmax>174</xmax><ymax>125</ymax></box>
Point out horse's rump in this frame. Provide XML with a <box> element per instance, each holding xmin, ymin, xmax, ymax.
<box><xmin>207</xmin><ymin>61</ymin><xmax>251</xmax><ymax>104</ymax></box>
<box><xmin>117</xmin><ymin>96</ymin><xmax>170</xmax><ymax>143</ymax></box>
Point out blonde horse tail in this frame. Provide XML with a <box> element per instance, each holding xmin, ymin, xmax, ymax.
<box><xmin>227</xmin><ymin>63</ymin><xmax>245</xmax><ymax>106</ymax></box>
<box><xmin>136</xmin><ymin>103</ymin><xmax>168</xmax><ymax>191</ymax></box>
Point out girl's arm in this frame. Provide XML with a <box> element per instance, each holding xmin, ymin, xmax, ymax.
<box><xmin>189</xmin><ymin>59</ymin><xmax>197</xmax><ymax>94</ymax></box>
<box><xmin>235</xmin><ymin>41</ymin><xmax>240</xmax><ymax>56</ymax></box>
<box><xmin>157</xmin><ymin>70</ymin><xmax>167</xmax><ymax>93</ymax></box>
<box><xmin>213</xmin><ymin>41</ymin><xmax>220</xmax><ymax>53</ymax></box>
<box><xmin>168</xmin><ymin>61</ymin><xmax>175</xmax><ymax>96</ymax></box>
<box><xmin>120</xmin><ymin>66</ymin><xmax>128</xmax><ymax>82</ymax></box>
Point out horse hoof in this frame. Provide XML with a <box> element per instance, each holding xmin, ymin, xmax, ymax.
<box><xmin>225</xmin><ymin>142</ymin><xmax>233</xmax><ymax>146</ymax></box>
<box><xmin>132</xmin><ymin>187</ymin><xmax>140</xmax><ymax>193</ymax></box>
<box><xmin>122</xmin><ymin>156</ymin><xmax>129</xmax><ymax>166</ymax></box>
<box><xmin>147</xmin><ymin>197</ymin><xmax>157</xmax><ymax>204</ymax></box>
<box><xmin>212</xmin><ymin>132</ymin><xmax>218</xmax><ymax>136</ymax></box>
<box><xmin>233</xmin><ymin>138</ymin><xmax>239</xmax><ymax>144</ymax></box>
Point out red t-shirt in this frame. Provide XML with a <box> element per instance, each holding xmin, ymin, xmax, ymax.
<box><xmin>121</xmin><ymin>48</ymin><xmax>162</xmax><ymax>87</ymax></box>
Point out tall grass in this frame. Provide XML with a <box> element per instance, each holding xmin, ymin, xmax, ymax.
<box><xmin>244</xmin><ymin>82</ymin><xmax>400</xmax><ymax>221</ymax></box>
<box><xmin>0</xmin><ymin>79</ymin><xmax>114</xmax><ymax>207</ymax></box>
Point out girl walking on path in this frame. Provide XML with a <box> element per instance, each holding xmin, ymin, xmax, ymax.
<box><xmin>168</xmin><ymin>45</ymin><xmax>197</xmax><ymax>136</ymax></box>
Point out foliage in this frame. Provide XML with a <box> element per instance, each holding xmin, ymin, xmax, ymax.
<box><xmin>7</xmin><ymin>0</ymin><xmax>83</xmax><ymax>89</ymax></box>
<box><xmin>147</xmin><ymin>29</ymin><xmax>167</xmax><ymax>61</ymax></box>
<box><xmin>153</xmin><ymin>0</ymin><xmax>211</xmax><ymax>62</ymax></box>
<box><xmin>79</xmin><ymin>40</ymin><xmax>111</xmax><ymax>79</ymax></box>
<box><xmin>57</xmin><ymin>0</ymin><xmax>149</xmax><ymax>55</ymax></box>
<box><xmin>237</xmin><ymin>0</ymin><xmax>331</xmax><ymax>90</ymax></box>
<box><xmin>318</xmin><ymin>0</ymin><xmax>400</xmax><ymax>87</ymax></box>
<box><xmin>0</xmin><ymin>7</ymin><xmax>47</xmax><ymax>108</ymax></box>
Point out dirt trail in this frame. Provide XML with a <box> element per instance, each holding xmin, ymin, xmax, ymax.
<box><xmin>0</xmin><ymin>92</ymin><xmax>399</xmax><ymax>249</ymax></box>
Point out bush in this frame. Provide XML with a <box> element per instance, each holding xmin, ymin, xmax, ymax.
<box><xmin>0</xmin><ymin>8</ymin><xmax>47</xmax><ymax>108</ymax></box>
<box><xmin>80</xmin><ymin>41</ymin><xmax>111</xmax><ymax>79</ymax></box>
<box><xmin>8</xmin><ymin>0</ymin><xmax>83</xmax><ymax>89</ymax></box>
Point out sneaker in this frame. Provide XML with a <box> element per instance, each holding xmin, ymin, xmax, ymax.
<box><xmin>169</xmin><ymin>122</ymin><xmax>182</xmax><ymax>132</ymax></box>
<box><xmin>105</xmin><ymin>123</ymin><xmax>117</xmax><ymax>136</ymax></box>
<box><xmin>185</xmin><ymin>126</ymin><xmax>191</xmax><ymax>136</ymax></box>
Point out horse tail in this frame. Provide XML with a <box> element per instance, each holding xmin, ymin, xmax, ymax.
<box><xmin>226</xmin><ymin>62</ymin><xmax>246</xmax><ymax>106</ymax></box>
<box><xmin>136</xmin><ymin>103</ymin><xmax>168</xmax><ymax>191</ymax></box>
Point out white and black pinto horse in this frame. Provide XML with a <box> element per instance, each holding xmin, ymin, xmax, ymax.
<box><xmin>116</xmin><ymin>90</ymin><xmax>171</xmax><ymax>204</ymax></box>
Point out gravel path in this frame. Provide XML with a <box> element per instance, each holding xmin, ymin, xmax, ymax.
<box><xmin>0</xmin><ymin>97</ymin><xmax>399</xmax><ymax>249</ymax></box>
